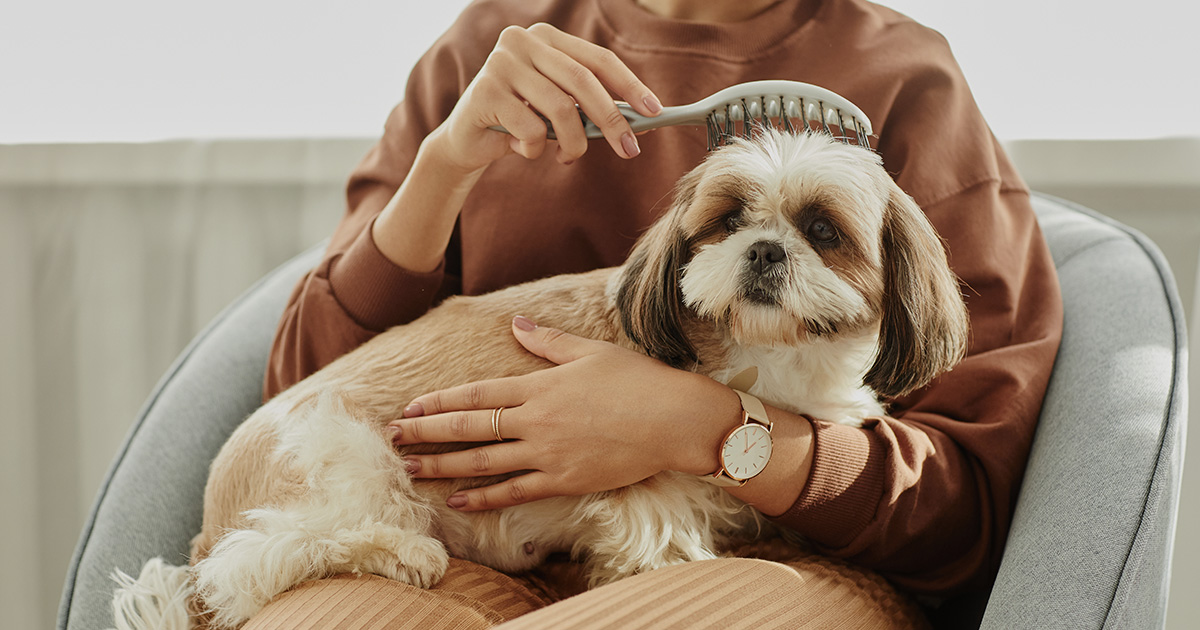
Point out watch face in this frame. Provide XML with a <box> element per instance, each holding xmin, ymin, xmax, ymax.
<box><xmin>720</xmin><ymin>424</ymin><xmax>772</xmax><ymax>481</ymax></box>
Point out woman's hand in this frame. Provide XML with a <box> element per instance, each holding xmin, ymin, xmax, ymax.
<box><xmin>430</xmin><ymin>22</ymin><xmax>663</xmax><ymax>172</ymax></box>
<box><xmin>387</xmin><ymin>316</ymin><xmax>743</xmax><ymax>511</ymax></box>
<box><xmin>372</xmin><ymin>24</ymin><xmax>662</xmax><ymax>273</ymax></box>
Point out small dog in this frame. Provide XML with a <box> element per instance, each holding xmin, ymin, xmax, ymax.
<box><xmin>112</xmin><ymin>129</ymin><xmax>968</xmax><ymax>629</ymax></box>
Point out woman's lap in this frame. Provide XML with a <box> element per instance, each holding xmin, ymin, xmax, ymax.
<box><xmin>239</xmin><ymin>542</ymin><xmax>927</xmax><ymax>630</ymax></box>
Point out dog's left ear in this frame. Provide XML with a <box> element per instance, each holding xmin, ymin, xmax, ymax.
<box><xmin>864</xmin><ymin>182</ymin><xmax>970</xmax><ymax>399</ymax></box>
<box><xmin>615</xmin><ymin>169</ymin><xmax>702</xmax><ymax>368</ymax></box>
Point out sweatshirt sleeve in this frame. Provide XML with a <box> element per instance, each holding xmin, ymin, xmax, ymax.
<box><xmin>263</xmin><ymin>10</ymin><xmax>499</xmax><ymax>401</ymax></box>
<box><xmin>769</xmin><ymin>24</ymin><xmax>1064</xmax><ymax>596</ymax></box>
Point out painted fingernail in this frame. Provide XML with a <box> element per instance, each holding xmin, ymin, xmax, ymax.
<box><xmin>643</xmin><ymin>94</ymin><xmax>662</xmax><ymax>115</ymax></box>
<box><xmin>402</xmin><ymin>458</ymin><xmax>420</xmax><ymax>474</ymax></box>
<box><xmin>513</xmin><ymin>315</ymin><xmax>537</xmax><ymax>331</ymax></box>
<box><xmin>621</xmin><ymin>132</ymin><xmax>640</xmax><ymax>158</ymax></box>
<box><xmin>447</xmin><ymin>495</ymin><xmax>468</xmax><ymax>509</ymax></box>
<box><xmin>524</xmin><ymin>542</ymin><xmax>536</xmax><ymax>555</ymax></box>
<box><xmin>403</xmin><ymin>403</ymin><xmax>424</xmax><ymax>418</ymax></box>
<box><xmin>388</xmin><ymin>425</ymin><xmax>402</xmax><ymax>441</ymax></box>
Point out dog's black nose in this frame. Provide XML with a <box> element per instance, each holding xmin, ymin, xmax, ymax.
<box><xmin>747</xmin><ymin>241</ymin><xmax>786</xmax><ymax>274</ymax></box>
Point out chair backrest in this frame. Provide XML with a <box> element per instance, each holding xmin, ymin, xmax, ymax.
<box><xmin>980</xmin><ymin>194</ymin><xmax>1188</xmax><ymax>629</ymax></box>
<box><xmin>57</xmin><ymin>243</ymin><xmax>325</xmax><ymax>630</ymax></box>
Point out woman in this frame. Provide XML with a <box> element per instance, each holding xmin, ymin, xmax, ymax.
<box><xmin>255</xmin><ymin>0</ymin><xmax>1062</xmax><ymax>627</ymax></box>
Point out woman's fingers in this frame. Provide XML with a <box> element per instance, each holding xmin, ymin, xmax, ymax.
<box><xmin>505</xmin><ymin>68</ymin><xmax>589</xmax><ymax>161</ymax></box>
<box><xmin>407</xmin><ymin>373</ymin><xmax>528</xmax><ymax>415</ymax></box>
<box><xmin>528</xmin><ymin>23</ymin><xmax>661</xmax><ymax>118</ymax></box>
<box><xmin>490</xmin><ymin>23</ymin><xmax>659</xmax><ymax>161</ymax></box>
<box><xmin>401</xmin><ymin>442</ymin><xmax>528</xmax><ymax>480</ymax></box>
<box><xmin>526</xmin><ymin>24</ymin><xmax>660</xmax><ymax>159</ymax></box>
<box><xmin>527</xmin><ymin>42</ymin><xmax>634</xmax><ymax>159</ymax></box>
<box><xmin>438</xmin><ymin>23</ymin><xmax>661</xmax><ymax>171</ymax></box>
<box><xmin>390</xmin><ymin>404</ymin><xmax>523</xmax><ymax>445</ymax></box>
<box><xmin>445</xmin><ymin>472</ymin><xmax>557</xmax><ymax>511</ymax></box>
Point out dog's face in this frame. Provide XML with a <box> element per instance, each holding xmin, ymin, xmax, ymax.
<box><xmin>617</xmin><ymin>129</ymin><xmax>969</xmax><ymax>399</ymax></box>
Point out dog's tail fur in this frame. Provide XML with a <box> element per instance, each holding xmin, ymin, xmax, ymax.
<box><xmin>109</xmin><ymin>557</ymin><xmax>195</xmax><ymax>630</ymax></box>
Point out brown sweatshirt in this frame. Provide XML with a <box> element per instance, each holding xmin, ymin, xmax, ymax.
<box><xmin>265</xmin><ymin>0</ymin><xmax>1063</xmax><ymax>597</ymax></box>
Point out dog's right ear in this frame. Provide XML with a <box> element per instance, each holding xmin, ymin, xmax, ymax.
<box><xmin>863</xmin><ymin>182</ymin><xmax>970</xmax><ymax>399</ymax></box>
<box><xmin>616</xmin><ymin>169</ymin><xmax>703</xmax><ymax>368</ymax></box>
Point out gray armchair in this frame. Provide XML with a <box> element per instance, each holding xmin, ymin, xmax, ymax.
<box><xmin>58</xmin><ymin>194</ymin><xmax>1187</xmax><ymax>629</ymax></box>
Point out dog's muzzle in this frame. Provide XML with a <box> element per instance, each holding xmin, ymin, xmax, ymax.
<box><xmin>741</xmin><ymin>240</ymin><xmax>786</xmax><ymax>304</ymax></box>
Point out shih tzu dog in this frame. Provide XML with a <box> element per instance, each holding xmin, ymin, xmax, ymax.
<box><xmin>112</xmin><ymin>129</ymin><xmax>968</xmax><ymax>629</ymax></box>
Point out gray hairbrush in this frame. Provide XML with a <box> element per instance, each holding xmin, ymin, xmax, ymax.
<box><xmin>493</xmin><ymin>80</ymin><xmax>873</xmax><ymax>150</ymax></box>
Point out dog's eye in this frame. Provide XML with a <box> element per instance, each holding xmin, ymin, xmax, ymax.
<box><xmin>808</xmin><ymin>218</ymin><xmax>839</xmax><ymax>244</ymax></box>
<box><xmin>723</xmin><ymin>211</ymin><xmax>743</xmax><ymax>233</ymax></box>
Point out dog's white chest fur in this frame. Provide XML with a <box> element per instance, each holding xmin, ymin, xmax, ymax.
<box><xmin>717</xmin><ymin>335</ymin><xmax>883</xmax><ymax>427</ymax></box>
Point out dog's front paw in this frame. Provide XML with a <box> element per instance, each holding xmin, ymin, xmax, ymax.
<box><xmin>358</xmin><ymin>530</ymin><xmax>450</xmax><ymax>589</ymax></box>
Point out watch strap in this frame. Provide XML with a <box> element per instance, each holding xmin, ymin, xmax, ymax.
<box><xmin>706</xmin><ymin>469</ymin><xmax>746</xmax><ymax>487</ymax></box>
<box><xmin>732</xmin><ymin>388</ymin><xmax>770</xmax><ymax>429</ymax></box>
<box><xmin>725</xmin><ymin>366</ymin><xmax>758</xmax><ymax>392</ymax></box>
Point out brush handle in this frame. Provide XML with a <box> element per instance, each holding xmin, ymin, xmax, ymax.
<box><xmin>572</xmin><ymin>103</ymin><xmax>700</xmax><ymax>139</ymax></box>
<box><xmin>488</xmin><ymin>102</ymin><xmax>692</xmax><ymax>140</ymax></box>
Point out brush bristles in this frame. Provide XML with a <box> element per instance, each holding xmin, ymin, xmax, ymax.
<box><xmin>705</xmin><ymin>98</ymin><xmax>872</xmax><ymax>151</ymax></box>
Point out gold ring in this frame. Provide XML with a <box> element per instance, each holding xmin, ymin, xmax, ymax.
<box><xmin>491</xmin><ymin>407</ymin><xmax>505</xmax><ymax>442</ymax></box>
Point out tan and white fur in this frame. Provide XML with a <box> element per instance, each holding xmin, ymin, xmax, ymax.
<box><xmin>111</xmin><ymin>129</ymin><xmax>968</xmax><ymax>630</ymax></box>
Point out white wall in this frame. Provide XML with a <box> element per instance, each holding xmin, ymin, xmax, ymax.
<box><xmin>3</xmin><ymin>0</ymin><xmax>1198</xmax><ymax>143</ymax></box>
<box><xmin>1</xmin><ymin>1</ymin><xmax>1196</xmax><ymax>629</ymax></box>
<box><xmin>883</xmin><ymin>0</ymin><xmax>1200</xmax><ymax>140</ymax></box>
<box><xmin>0</xmin><ymin>1</ymin><xmax>473</xmax><ymax>143</ymax></box>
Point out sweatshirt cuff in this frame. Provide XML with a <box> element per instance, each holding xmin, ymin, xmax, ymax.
<box><xmin>774</xmin><ymin>419</ymin><xmax>887</xmax><ymax>549</ymax></box>
<box><xmin>327</xmin><ymin>220</ymin><xmax>445</xmax><ymax>332</ymax></box>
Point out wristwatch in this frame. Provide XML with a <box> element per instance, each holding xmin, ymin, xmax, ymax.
<box><xmin>707</xmin><ymin>387</ymin><xmax>773</xmax><ymax>487</ymax></box>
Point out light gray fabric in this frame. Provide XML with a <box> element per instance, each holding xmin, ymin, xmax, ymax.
<box><xmin>57</xmin><ymin>243</ymin><xmax>326</xmax><ymax>630</ymax></box>
<box><xmin>58</xmin><ymin>195</ymin><xmax>1188</xmax><ymax>629</ymax></box>
<box><xmin>979</xmin><ymin>194</ymin><xmax>1188</xmax><ymax>629</ymax></box>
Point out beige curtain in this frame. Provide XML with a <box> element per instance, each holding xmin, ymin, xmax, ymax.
<box><xmin>0</xmin><ymin>138</ymin><xmax>371</xmax><ymax>627</ymax></box>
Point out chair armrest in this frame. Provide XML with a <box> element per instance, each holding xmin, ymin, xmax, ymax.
<box><xmin>980</xmin><ymin>194</ymin><xmax>1188</xmax><ymax>629</ymax></box>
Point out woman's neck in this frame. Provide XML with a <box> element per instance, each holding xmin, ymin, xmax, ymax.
<box><xmin>634</xmin><ymin>0</ymin><xmax>783</xmax><ymax>23</ymax></box>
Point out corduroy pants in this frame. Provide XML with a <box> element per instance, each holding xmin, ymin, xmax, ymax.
<box><xmin>240</xmin><ymin>540</ymin><xmax>928</xmax><ymax>629</ymax></box>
